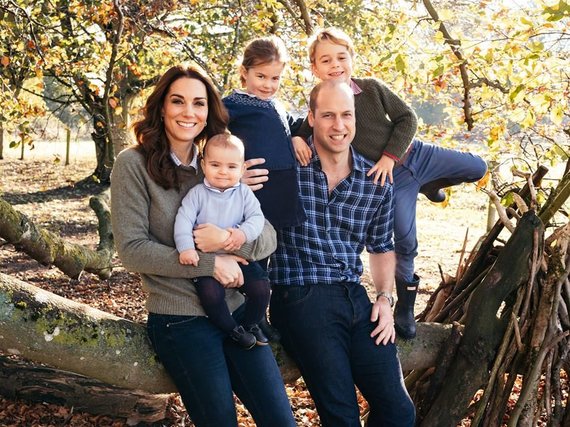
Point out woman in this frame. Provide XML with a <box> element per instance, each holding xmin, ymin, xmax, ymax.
<box><xmin>110</xmin><ymin>65</ymin><xmax>295</xmax><ymax>427</ymax></box>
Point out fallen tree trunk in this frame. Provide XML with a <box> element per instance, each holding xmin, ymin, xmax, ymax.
<box><xmin>0</xmin><ymin>193</ymin><xmax>113</xmax><ymax>279</ymax></box>
<box><xmin>0</xmin><ymin>272</ymin><xmax>453</xmax><ymax>393</ymax></box>
<box><xmin>0</xmin><ymin>356</ymin><xmax>169</xmax><ymax>424</ymax></box>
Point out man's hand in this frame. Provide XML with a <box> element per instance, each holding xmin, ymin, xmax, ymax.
<box><xmin>367</xmin><ymin>154</ymin><xmax>395</xmax><ymax>186</ymax></box>
<box><xmin>242</xmin><ymin>158</ymin><xmax>269</xmax><ymax>191</ymax></box>
<box><xmin>292</xmin><ymin>136</ymin><xmax>312</xmax><ymax>166</ymax></box>
<box><xmin>370</xmin><ymin>297</ymin><xmax>396</xmax><ymax>345</ymax></box>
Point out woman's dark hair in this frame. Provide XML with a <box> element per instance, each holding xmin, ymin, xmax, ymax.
<box><xmin>132</xmin><ymin>65</ymin><xmax>229</xmax><ymax>190</ymax></box>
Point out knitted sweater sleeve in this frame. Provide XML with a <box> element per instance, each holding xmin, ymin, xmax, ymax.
<box><xmin>293</xmin><ymin>115</ymin><xmax>311</xmax><ymax>140</ymax></box>
<box><xmin>361</xmin><ymin>78</ymin><xmax>417</xmax><ymax>160</ymax></box>
<box><xmin>173</xmin><ymin>186</ymin><xmax>200</xmax><ymax>252</ymax></box>
<box><xmin>111</xmin><ymin>148</ymin><xmax>215</xmax><ymax>278</ymax></box>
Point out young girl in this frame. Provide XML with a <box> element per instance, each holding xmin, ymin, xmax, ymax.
<box><xmin>293</xmin><ymin>27</ymin><xmax>488</xmax><ymax>340</ymax></box>
<box><xmin>223</xmin><ymin>36</ymin><xmax>305</xmax><ymax>234</ymax></box>
<box><xmin>223</xmin><ymin>36</ymin><xmax>305</xmax><ymax>341</ymax></box>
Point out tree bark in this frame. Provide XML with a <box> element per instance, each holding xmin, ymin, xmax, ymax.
<box><xmin>0</xmin><ymin>194</ymin><xmax>113</xmax><ymax>279</ymax></box>
<box><xmin>419</xmin><ymin>211</ymin><xmax>544</xmax><ymax>426</ymax></box>
<box><xmin>0</xmin><ymin>123</ymin><xmax>4</xmax><ymax>160</ymax></box>
<box><xmin>0</xmin><ymin>272</ymin><xmax>453</xmax><ymax>394</ymax></box>
<box><xmin>0</xmin><ymin>356</ymin><xmax>169</xmax><ymax>424</ymax></box>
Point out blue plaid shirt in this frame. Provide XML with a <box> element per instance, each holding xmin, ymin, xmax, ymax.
<box><xmin>269</xmin><ymin>138</ymin><xmax>395</xmax><ymax>286</ymax></box>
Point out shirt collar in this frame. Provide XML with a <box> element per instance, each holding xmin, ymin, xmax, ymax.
<box><xmin>170</xmin><ymin>145</ymin><xmax>199</xmax><ymax>172</ymax></box>
<box><xmin>203</xmin><ymin>178</ymin><xmax>240</xmax><ymax>193</ymax></box>
<box><xmin>235</xmin><ymin>89</ymin><xmax>275</xmax><ymax>101</ymax></box>
<box><xmin>350</xmin><ymin>79</ymin><xmax>363</xmax><ymax>95</ymax></box>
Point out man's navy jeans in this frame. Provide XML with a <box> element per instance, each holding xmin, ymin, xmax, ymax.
<box><xmin>270</xmin><ymin>283</ymin><xmax>415</xmax><ymax>427</ymax></box>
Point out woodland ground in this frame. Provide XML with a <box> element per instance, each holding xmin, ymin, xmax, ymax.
<box><xmin>0</xmin><ymin>141</ymin><xmax>490</xmax><ymax>426</ymax></box>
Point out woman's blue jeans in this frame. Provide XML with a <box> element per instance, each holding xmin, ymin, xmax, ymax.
<box><xmin>147</xmin><ymin>304</ymin><xmax>295</xmax><ymax>427</ymax></box>
<box><xmin>270</xmin><ymin>283</ymin><xmax>415</xmax><ymax>427</ymax></box>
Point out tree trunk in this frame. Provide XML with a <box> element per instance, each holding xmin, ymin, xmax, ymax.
<box><xmin>0</xmin><ymin>356</ymin><xmax>169</xmax><ymax>424</ymax></box>
<box><xmin>0</xmin><ymin>272</ymin><xmax>453</xmax><ymax>394</ymax></box>
<box><xmin>110</xmin><ymin>91</ymin><xmax>135</xmax><ymax>158</ymax></box>
<box><xmin>91</xmin><ymin>105</ymin><xmax>112</xmax><ymax>184</ymax></box>
<box><xmin>0</xmin><ymin>193</ymin><xmax>113</xmax><ymax>279</ymax></box>
<box><xmin>0</xmin><ymin>123</ymin><xmax>4</xmax><ymax>160</ymax></box>
<box><xmin>419</xmin><ymin>211</ymin><xmax>544</xmax><ymax>426</ymax></box>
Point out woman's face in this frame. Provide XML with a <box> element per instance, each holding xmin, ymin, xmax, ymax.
<box><xmin>161</xmin><ymin>77</ymin><xmax>208</xmax><ymax>146</ymax></box>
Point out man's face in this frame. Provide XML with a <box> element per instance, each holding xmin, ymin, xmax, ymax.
<box><xmin>308</xmin><ymin>85</ymin><xmax>355</xmax><ymax>156</ymax></box>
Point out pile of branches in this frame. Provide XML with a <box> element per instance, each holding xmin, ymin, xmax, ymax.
<box><xmin>408</xmin><ymin>165</ymin><xmax>570</xmax><ymax>426</ymax></box>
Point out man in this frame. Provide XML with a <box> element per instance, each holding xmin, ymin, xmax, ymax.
<box><xmin>269</xmin><ymin>80</ymin><xmax>415</xmax><ymax>426</ymax></box>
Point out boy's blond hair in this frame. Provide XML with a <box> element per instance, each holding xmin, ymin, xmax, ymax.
<box><xmin>307</xmin><ymin>27</ymin><xmax>355</xmax><ymax>64</ymax></box>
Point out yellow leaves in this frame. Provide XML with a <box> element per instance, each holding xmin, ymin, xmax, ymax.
<box><xmin>550</xmin><ymin>104</ymin><xmax>565</xmax><ymax>125</ymax></box>
<box><xmin>88</xmin><ymin>83</ymin><xmax>101</xmax><ymax>96</ymax></box>
<box><xmin>476</xmin><ymin>171</ymin><xmax>490</xmax><ymax>191</ymax></box>
<box><xmin>509</xmin><ymin>85</ymin><xmax>526</xmax><ymax>103</ymax></box>
<box><xmin>527</xmin><ymin>93</ymin><xmax>551</xmax><ymax>115</ymax></box>
<box><xmin>510</xmin><ymin>108</ymin><xmax>527</xmax><ymax>123</ymax></box>
<box><xmin>108</xmin><ymin>97</ymin><xmax>124</xmax><ymax>115</ymax></box>
<box><xmin>543</xmin><ymin>0</ymin><xmax>570</xmax><ymax>21</ymax></box>
<box><xmin>432</xmin><ymin>76</ymin><xmax>448</xmax><ymax>93</ymax></box>
<box><xmin>489</xmin><ymin>124</ymin><xmax>506</xmax><ymax>142</ymax></box>
<box><xmin>479</xmin><ymin>85</ymin><xmax>496</xmax><ymax>102</ymax></box>
<box><xmin>394</xmin><ymin>54</ymin><xmax>407</xmax><ymax>73</ymax></box>
<box><xmin>438</xmin><ymin>9</ymin><xmax>454</xmax><ymax>21</ymax></box>
<box><xmin>520</xmin><ymin>110</ymin><xmax>536</xmax><ymax>128</ymax></box>
<box><xmin>434</xmin><ymin>30</ymin><xmax>445</xmax><ymax>44</ymax></box>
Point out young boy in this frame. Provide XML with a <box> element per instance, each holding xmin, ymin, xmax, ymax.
<box><xmin>174</xmin><ymin>133</ymin><xmax>270</xmax><ymax>349</ymax></box>
<box><xmin>293</xmin><ymin>27</ymin><xmax>487</xmax><ymax>339</ymax></box>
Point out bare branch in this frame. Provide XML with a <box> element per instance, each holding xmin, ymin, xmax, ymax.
<box><xmin>422</xmin><ymin>0</ymin><xmax>473</xmax><ymax>130</ymax></box>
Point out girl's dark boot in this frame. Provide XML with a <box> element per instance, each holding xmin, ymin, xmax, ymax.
<box><xmin>394</xmin><ymin>274</ymin><xmax>420</xmax><ymax>340</ymax></box>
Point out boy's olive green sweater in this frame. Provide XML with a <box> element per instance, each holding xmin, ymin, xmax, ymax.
<box><xmin>111</xmin><ymin>147</ymin><xmax>277</xmax><ymax>316</ymax></box>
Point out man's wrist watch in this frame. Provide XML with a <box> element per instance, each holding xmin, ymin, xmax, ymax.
<box><xmin>376</xmin><ymin>291</ymin><xmax>394</xmax><ymax>307</ymax></box>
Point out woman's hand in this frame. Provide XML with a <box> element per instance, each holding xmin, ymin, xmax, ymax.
<box><xmin>242</xmin><ymin>158</ymin><xmax>269</xmax><ymax>191</ymax></box>
<box><xmin>292</xmin><ymin>136</ymin><xmax>312</xmax><ymax>166</ymax></box>
<box><xmin>213</xmin><ymin>255</ymin><xmax>248</xmax><ymax>288</ymax></box>
<box><xmin>193</xmin><ymin>223</ymin><xmax>231</xmax><ymax>253</ymax></box>
<box><xmin>367</xmin><ymin>154</ymin><xmax>395</xmax><ymax>186</ymax></box>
